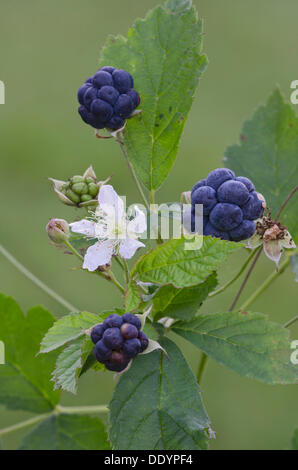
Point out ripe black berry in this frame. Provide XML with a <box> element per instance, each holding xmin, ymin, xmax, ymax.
<box><xmin>77</xmin><ymin>67</ymin><xmax>139</xmax><ymax>131</ymax></box>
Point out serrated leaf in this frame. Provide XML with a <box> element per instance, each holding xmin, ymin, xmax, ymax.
<box><xmin>173</xmin><ymin>312</ymin><xmax>298</xmax><ymax>384</ymax></box>
<box><xmin>131</xmin><ymin>236</ymin><xmax>240</xmax><ymax>287</ymax></box>
<box><xmin>52</xmin><ymin>337</ymin><xmax>95</xmax><ymax>394</ymax></box>
<box><xmin>224</xmin><ymin>89</ymin><xmax>298</xmax><ymax>243</ymax></box>
<box><xmin>290</xmin><ymin>254</ymin><xmax>298</xmax><ymax>281</ymax></box>
<box><xmin>0</xmin><ymin>293</ymin><xmax>60</xmax><ymax>413</ymax></box>
<box><xmin>124</xmin><ymin>281</ymin><xmax>141</xmax><ymax>311</ymax></box>
<box><xmin>19</xmin><ymin>414</ymin><xmax>111</xmax><ymax>450</ymax></box>
<box><xmin>40</xmin><ymin>311</ymin><xmax>102</xmax><ymax>353</ymax></box>
<box><xmin>292</xmin><ymin>429</ymin><xmax>298</xmax><ymax>450</ymax></box>
<box><xmin>153</xmin><ymin>272</ymin><xmax>217</xmax><ymax>321</ymax></box>
<box><xmin>99</xmin><ymin>0</ymin><xmax>207</xmax><ymax>190</ymax></box>
<box><xmin>109</xmin><ymin>337</ymin><xmax>210</xmax><ymax>450</ymax></box>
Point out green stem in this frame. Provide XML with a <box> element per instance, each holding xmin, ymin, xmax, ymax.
<box><xmin>197</xmin><ymin>352</ymin><xmax>208</xmax><ymax>384</ymax></box>
<box><xmin>239</xmin><ymin>255</ymin><xmax>290</xmax><ymax>312</ymax></box>
<box><xmin>0</xmin><ymin>404</ymin><xmax>108</xmax><ymax>438</ymax></box>
<box><xmin>209</xmin><ymin>248</ymin><xmax>258</xmax><ymax>298</ymax></box>
<box><xmin>118</xmin><ymin>134</ymin><xmax>150</xmax><ymax>210</ymax></box>
<box><xmin>123</xmin><ymin>259</ymin><xmax>130</xmax><ymax>285</ymax></box>
<box><xmin>64</xmin><ymin>239</ymin><xmax>84</xmax><ymax>262</ymax></box>
<box><xmin>107</xmin><ymin>269</ymin><xmax>125</xmax><ymax>293</ymax></box>
<box><xmin>283</xmin><ymin>315</ymin><xmax>298</xmax><ymax>328</ymax></box>
<box><xmin>0</xmin><ymin>244</ymin><xmax>79</xmax><ymax>313</ymax></box>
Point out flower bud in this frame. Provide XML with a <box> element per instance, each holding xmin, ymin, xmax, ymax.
<box><xmin>49</xmin><ymin>165</ymin><xmax>112</xmax><ymax>208</ymax></box>
<box><xmin>46</xmin><ymin>218</ymin><xmax>70</xmax><ymax>244</ymax></box>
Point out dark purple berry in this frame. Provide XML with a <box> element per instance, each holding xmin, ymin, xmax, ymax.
<box><xmin>91</xmin><ymin>323</ymin><xmax>106</xmax><ymax>344</ymax></box>
<box><xmin>241</xmin><ymin>192</ymin><xmax>264</xmax><ymax>220</ymax></box>
<box><xmin>83</xmin><ymin>87</ymin><xmax>99</xmax><ymax>110</ymax></box>
<box><xmin>114</xmin><ymin>94</ymin><xmax>134</xmax><ymax>119</ymax></box>
<box><xmin>104</xmin><ymin>356</ymin><xmax>130</xmax><ymax>372</ymax></box>
<box><xmin>121</xmin><ymin>323</ymin><xmax>138</xmax><ymax>340</ymax></box>
<box><xmin>103</xmin><ymin>313</ymin><xmax>123</xmax><ymax>329</ymax></box>
<box><xmin>93</xmin><ymin>71</ymin><xmax>113</xmax><ymax>88</ymax></box>
<box><xmin>122</xmin><ymin>313</ymin><xmax>141</xmax><ymax>330</ymax></box>
<box><xmin>191</xmin><ymin>179</ymin><xmax>206</xmax><ymax>197</ymax></box>
<box><xmin>229</xmin><ymin>220</ymin><xmax>256</xmax><ymax>241</ymax></box>
<box><xmin>77</xmin><ymin>84</ymin><xmax>91</xmax><ymax>105</ymax></box>
<box><xmin>98</xmin><ymin>85</ymin><xmax>119</xmax><ymax>105</ymax></box>
<box><xmin>236</xmin><ymin>176</ymin><xmax>255</xmax><ymax>192</ymax></box>
<box><xmin>203</xmin><ymin>222</ymin><xmax>229</xmax><ymax>240</ymax></box>
<box><xmin>102</xmin><ymin>327</ymin><xmax>123</xmax><ymax>349</ymax></box>
<box><xmin>95</xmin><ymin>339</ymin><xmax>112</xmax><ymax>362</ymax></box>
<box><xmin>112</xmin><ymin>69</ymin><xmax>134</xmax><ymax>93</ymax></box>
<box><xmin>105</xmin><ymin>115</ymin><xmax>125</xmax><ymax>130</ymax></box>
<box><xmin>90</xmin><ymin>99</ymin><xmax>113</xmax><ymax>122</ymax></box>
<box><xmin>206</xmin><ymin>168</ymin><xmax>235</xmax><ymax>190</ymax></box>
<box><xmin>100</xmin><ymin>66</ymin><xmax>115</xmax><ymax>74</ymax></box>
<box><xmin>138</xmin><ymin>331</ymin><xmax>149</xmax><ymax>352</ymax></box>
<box><xmin>217</xmin><ymin>180</ymin><xmax>250</xmax><ymax>206</ymax></box>
<box><xmin>85</xmin><ymin>76</ymin><xmax>94</xmax><ymax>84</ymax></box>
<box><xmin>209</xmin><ymin>203</ymin><xmax>243</xmax><ymax>231</ymax></box>
<box><xmin>192</xmin><ymin>186</ymin><xmax>217</xmax><ymax>215</ymax></box>
<box><xmin>123</xmin><ymin>338</ymin><xmax>141</xmax><ymax>359</ymax></box>
<box><xmin>127</xmin><ymin>89</ymin><xmax>140</xmax><ymax>108</ymax></box>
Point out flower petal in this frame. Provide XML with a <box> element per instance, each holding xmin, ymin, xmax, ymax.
<box><xmin>127</xmin><ymin>206</ymin><xmax>147</xmax><ymax>235</ymax></box>
<box><xmin>119</xmin><ymin>238</ymin><xmax>145</xmax><ymax>259</ymax></box>
<box><xmin>83</xmin><ymin>240</ymin><xmax>114</xmax><ymax>271</ymax></box>
<box><xmin>69</xmin><ymin>219</ymin><xmax>96</xmax><ymax>237</ymax></box>
<box><xmin>263</xmin><ymin>240</ymin><xmax>282</xmax><ymax>268</ymax></box>
<box><xmin>98</xmin><ymin>185</ymin><xmax>124</xmax><ymax>221</ymax></box>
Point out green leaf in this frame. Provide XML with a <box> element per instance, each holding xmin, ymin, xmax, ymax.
<box><xmin>153</xmin><ymin>272</ymin><xmax>217</xmax><ymax>321</ymax></box>
<box><xmin>173</xmin><ymin>312</ymin><xmax>298</xmax><ymax>384</ymax></box>
<box><xmin>99</xmin><ymin>0</ymin><xmax>207</xmax><ymax>190</ymax></box>
<box><xmin>40</xmin><ymin>311</ymin><xmax>102</xmax><ymax>353</ymax></box>
<box><xmin>109</xmin><ymin>338</ymin><xmax>211</xmax><ymax>450</ymax></box>
<box><xmin>0</xmin><ymin>293</ymin><xmax>60</xmax><ymax>413</ymax></box>
<box><xmin>131</xmin><ymin>236</ymin><xmax>240</xmax><ymax>287</ymax></box>
<box><xmin>124</xmin><ymin>281</ymin><xmax>141</xmax><ymax>311</ymax></box>
<box><xmin>292</xmin><ymin>429</ymin><xmax>298</xmax><ymax>450</ymax></box>
<box><xmin>19</xmin><ymin>414</ymin><xmax>111</xmax><ymax>450</ymax></box>
<box><xmin>52</xmin><ymin>337</ymin><xmax>95</xmax><ymax>394</ymax></box>
<box><xmin>290</xmin><ymin>254</ymin><xmax>298</xmax><ymax>281</ymax></box>
<box><xmin>224</xmin><ymin>89</ymin><xmax>298</xmax><ymax>243</ymax></box>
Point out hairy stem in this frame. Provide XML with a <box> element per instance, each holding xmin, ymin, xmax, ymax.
<box><xmin>0</xmin><ymin>404</ymin><xmax>109</xmax><ymax>437</ymax></box>
<box><xmin>197</xmin><ymin>352</ymin><xmax>208</xmax><ymax>385</ymax></box>
<box><xmin>239</xmin><ymin>255</ymin><xmax>290</xmax><ymax>312</ymax></box>
<box><xmin>118</xmin><ymin>134</ymin><xmax>150</xmax><ymax>210</ymax></box>
<box><xmin>275</xmin><ymin>185</ymin><xmax>298</xmax><ymax>220</ymax></box>
<box><xmin>228</xmin><ymin>246</ymin><xmax>263</xmax><ymax>312</ymax></box>
<box><xmin>209</xmin><ymin>248</ymin><xmax>258</xmax><ymax>298</ymax></box>
<box><xmin>283</xmin><ymin>315</ymin><xmax>298</xmax><ymax>328</ymax></box>
<box><xmin>0</xmin><ymin>244</ymin><xmax>79</xmax><ymax>313</ymax></box>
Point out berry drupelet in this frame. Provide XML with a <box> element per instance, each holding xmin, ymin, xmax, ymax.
<box><xmin>91</xmin><ymin>313</ymin><xmax>148</xmax><ymax>372</ymax></box>
<box><xmin>77</xmin><ymin>67</ymin><xmax>140</xmax><ymax>131</ymax></box>
<box><xmin>191</xmin><ymin>168</ymin><xmax>265</xmax><ymax>242</ymax></box>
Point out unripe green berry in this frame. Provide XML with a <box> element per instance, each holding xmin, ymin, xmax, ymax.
<box><xmin>85</xmin><ymin>177</ymin><xmax>95</xmax><ymax>184</ymax></box>
<box><xmin>88</xmin><ymin>183</ymin><xmax>99</xmax><ymax>197</ymax></box>
<box><xmin>72</xmin><ymin>182</ymin><xmax>88</xmax><ymax>195</ymax></box>
<box><xmin>80</xmin><ymin>194</ymin><xmax>93</xmax><ymax>202</ymax></box>
<box><xmin>71</xmin><ymin>175</ymin><xmax>85</xmax><ymax>184</ymax></box>
<box><xmin>66</xmin><ymin>189</ymin><xmax>80</xmax><ymax>204</ymax></box>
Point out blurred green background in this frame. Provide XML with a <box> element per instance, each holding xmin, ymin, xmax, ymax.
<box><xmin>0</xmin><ymin>0</ymin><xmax>297</xmax><ymax>450</ymax></box>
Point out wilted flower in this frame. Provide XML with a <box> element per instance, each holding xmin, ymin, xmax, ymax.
<box><xmin>70</xmin><ymin>185</ymin><xmax>146</xmax><ymax>271</ymax></box>
<box><xmin>49</xmin><ymin>165</ymin><xmax>111</xmax><ymax>208</ymax></box>
<box><xmin>46</xmin><ymin>218</ymin><xmax>70</xmax><ymax>244</ymax></box>
<box><xmin>247</xmin><ymin>215</ymin><xmax>296</xmax><ymax>268</ymax></box>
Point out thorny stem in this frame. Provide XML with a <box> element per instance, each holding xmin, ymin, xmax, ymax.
<box><xmin>0</xmin><ymin>244</ymin><xmax>79</xmax><ymax>312</ymax></box>
<box><xmin>123</xmin><ymin>259</ymin><xmax>130</xmax><ymax>284</ymax></box>
<box><xmin>283</xmin><ymin>315</ymin><xmax>298</xmax><ymax>329</ymax></box>
<box><xmin>275</xmin><ymin>185</ymin><xmax>298</xmax><ymax>221</ymax></box>
<box><xmin>209</xmin><ymin>248</ymin><xmax>258</xmax><ymax>298</ymax></box>
<box><xmin>64</xmin><ymin>240</ymin><xmax>125</xmax><ymax>294</ymax></box>
<box><xmin>228</xmin><ymin>246</ymin><xmax>263</xmax><ymax>312</ymax></box>
<box><xmin>118</xmin><ymin>132</ymin><xmax>150</xmax><ymax>211</ymax></box>
<box><xmin>239</xmin><ymin>255</ymin><xmax>290</xmax><ymax>312</ymax></box>
<box><xmin>0</xmin><ymin>405</ymin><xmax>108</xmax><ymax>438</ymax></box>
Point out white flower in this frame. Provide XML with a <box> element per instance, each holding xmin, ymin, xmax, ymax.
<box><xmin>70</xmin><ymin>185</ymin><xmax>146</xmax><ymax>271</ymax></box>
<box><xmin>247</xmin><ymin>218</ymin><xmax>296</xmax><ymax>268</ymax></box>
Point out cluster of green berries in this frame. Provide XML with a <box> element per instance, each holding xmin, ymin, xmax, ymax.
<box><xmin>60</xmin><ymin>174</ymin><xmax>99</xmax><ymax>205</ymax></box>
